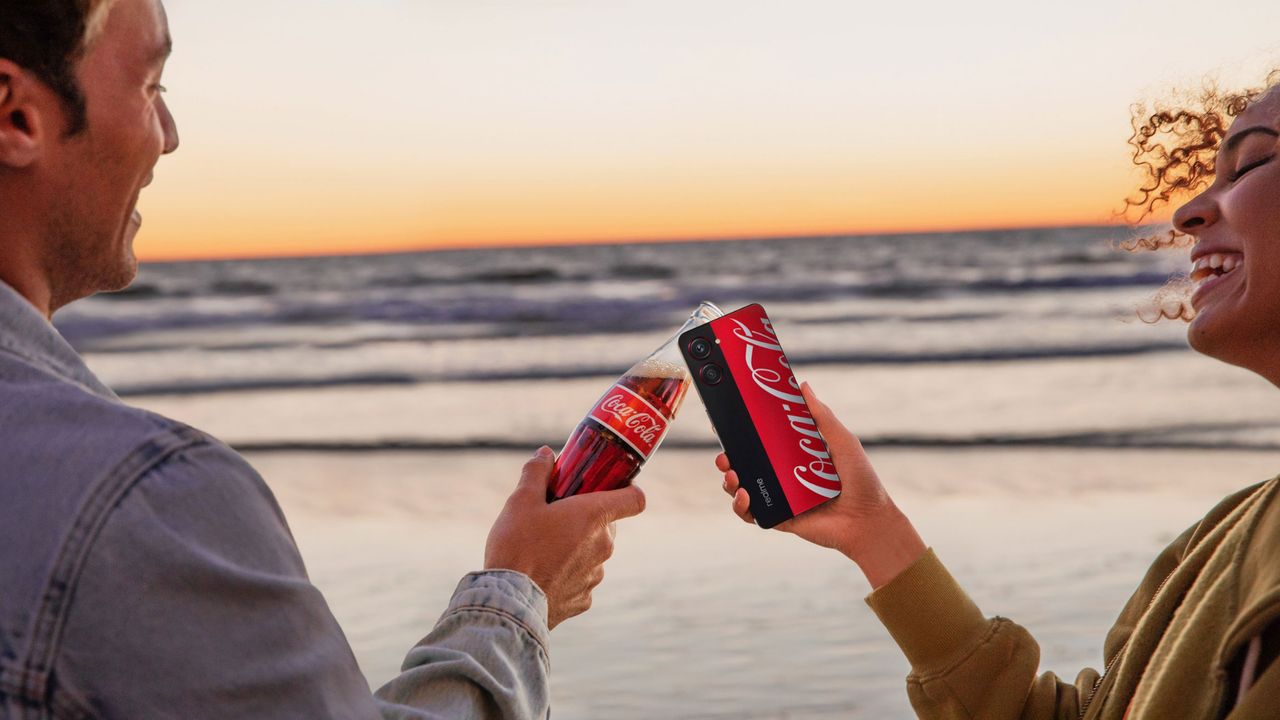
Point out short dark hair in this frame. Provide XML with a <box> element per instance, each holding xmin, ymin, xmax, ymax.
<box><xmin>0</xmin><ymin>0</ymin><xmax>102</xmax><ymax>134</ymax></box>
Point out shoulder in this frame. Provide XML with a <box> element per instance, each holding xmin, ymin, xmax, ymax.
<box><xmin>0</xmin><ymin>347</ymin><xmax>268</xmax><ymax>522</ymax></box>
<box><xmin>1237</xmin><ymin>478</ymin><xmax>1280</xmax><ymax>615</ymax></box>
<box><xmin>0</xmin><ymin>349</ymin><xmax>290</xmax><ymax>576</ymax></box>
<box><xmin>0</xmin><ymin>362</ymin><xmax>227</xmax><ymax>656</ymax></box>
<box><xmin>0</xmin><ymin>373</ymin><xmax>241</xmax><ymax>564</ymax></box>
<box><xmin>1101</xmin><ymin>480</ymin><xmax>1275</xmax><ymax>658</ymax></box>
<box><xmin>47</xmin><ymin>445</ymin><xmax>372</xmax><ymax>718</ymax></box>
<box><xmin>103</xmin><ymin>438</ymin><xmax>300</xmax><ymax>571</ymax></box>
<box><xmin>0</xmin><ymin>353</ymin><xmax>193</xmax><ymax>491</ymax></box>
<box><xmin>1182</xmin><ymin>479</ymin><xmax>1275</xmax><ymax>558</ymax></box>
<box><xmin>0</xmin><ymin>337</ymin><xmax>291</xmax><ymax>561</ymax></box>
<box><xmin>5</xmin><ymin>420</ymin><xmax>314</xmax><ymax>715</ymax></box>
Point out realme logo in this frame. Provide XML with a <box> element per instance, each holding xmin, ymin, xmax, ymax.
<box><xmin>756</xmin><ymin>478</ymin><xmax>773</xmax><ymax>507</ymax></box>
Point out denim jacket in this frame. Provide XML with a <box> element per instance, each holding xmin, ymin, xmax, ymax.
<box><xmin>0</xmin><ymin>281</ymin><xmax>550</xmax><ymax>719</ymax></box>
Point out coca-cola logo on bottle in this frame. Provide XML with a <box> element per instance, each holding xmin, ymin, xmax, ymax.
<box><xmin>729</xmin><ymin>317</ymin><xmax>841</xmax><ymax>500</ymax></box>
<box><xmin>588</xmin><ymin>385</ymin><xmax>669</xmax><ymax>459</ymax></box>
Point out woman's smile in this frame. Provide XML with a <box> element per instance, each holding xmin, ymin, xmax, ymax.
<box><xmin>1189</xmin><ymin>250</ymin><xmax>1244</xmax><ymax>309</ymax></box>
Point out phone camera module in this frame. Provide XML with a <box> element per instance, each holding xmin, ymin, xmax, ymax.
<box><xmin>688</xmin><ymin>337</ymin><xmax>713</xmax><ymax>360</ymax></box>
<box><xmin>700</xmin><ymin>363</ymin><xmax>724</xmax><ymax>386</ymax></box>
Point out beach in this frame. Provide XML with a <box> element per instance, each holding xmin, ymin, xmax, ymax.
<box><xmin>247</xmin><ymin>447</ymin><xmax>1278</xmax><ymax>719</ymax></box>
<box><xmin>59</xmin><ymin>227</ymin><xmax>1280</xmax><ymax>718</ymax></box>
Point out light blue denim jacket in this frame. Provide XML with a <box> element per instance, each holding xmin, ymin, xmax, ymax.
<box><xmin>0</xmin><ymin>281</ymin><xmax>550</xmax><ymax>719</ymax></box>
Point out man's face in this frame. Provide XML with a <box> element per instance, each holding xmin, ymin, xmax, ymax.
<box><xmin>43</xmin><ymin>0</ymin><xmax>178</xmax><ymax>308</ymax></box>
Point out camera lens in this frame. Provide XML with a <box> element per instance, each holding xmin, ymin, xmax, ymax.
<box><xmin>689</xmin><ymin>337</ymin><xmax>713</xmax><ymax>360</ymax></box>
<box><xmin>700</xmin><ymin>363</ymin><xmax>724</xmax><ymax>386</ymax></box>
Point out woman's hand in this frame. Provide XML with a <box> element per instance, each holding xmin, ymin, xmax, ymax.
<box><xmin>717</xmin><ymin>382</ymin><xmax>927</xmax><ymax>590</ymax></box>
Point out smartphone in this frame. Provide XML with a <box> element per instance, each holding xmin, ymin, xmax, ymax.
<box><xmin>679</xmin><ymin>303</ymin><xmax>841</xmax><ymax>529</ymax></box>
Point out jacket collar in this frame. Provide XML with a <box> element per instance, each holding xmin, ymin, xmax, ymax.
<box><xmin>0</xmin><ymin>280</ymin><xmax>119</xmax><ymax>401</ymax></box>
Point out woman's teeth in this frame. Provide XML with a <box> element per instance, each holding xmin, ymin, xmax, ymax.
<box><xmin>1190</xmin><ymin>253</ymin><xmax>1243</xmax><ymax>283</ymax></box>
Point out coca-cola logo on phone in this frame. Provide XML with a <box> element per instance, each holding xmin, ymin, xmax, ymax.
<box><xmin>725</xmin><ymin>311</ymin><xmax>841</xmax><ymax>505</ymax></box>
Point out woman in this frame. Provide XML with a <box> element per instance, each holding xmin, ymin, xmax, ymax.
<box><xmin>715</xmin><ymin>75</ymin><xmax>1280</xmax><ymax>719</ymax></box>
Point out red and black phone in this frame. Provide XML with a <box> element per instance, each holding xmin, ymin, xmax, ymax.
<box><xmin>679</xmin><ymin>303</ymin><xmax>841</xmax><ymax>529</ymax></box>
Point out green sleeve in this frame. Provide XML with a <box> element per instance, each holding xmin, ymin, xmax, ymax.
<box><xmin>866</xmin><ymin>549</ymin><xmax>1081</xmax><ymax>719</ymax></box>
<box><xmin>863</xmin><ymin>484</ymin><xmax>1261</xmax><ymax>719</ymax></box>
<box><xmin>865</xmin><ymin>539</ymin><xmax>1189</xmax><ymax>720</ymax></box>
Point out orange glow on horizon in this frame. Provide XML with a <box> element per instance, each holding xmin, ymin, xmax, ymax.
<box><xmin>135</xmin><ymin>1</ymin><xmax>1271</xmax><ymax>264</ymax></box>
<box><xmin>136</xmin><ymin>214</ymin><xmax>1146</xmax><ymax>263</ymax></box>
<box><xmin>134</xmin><ymin>148</ymin><xmax>1165</xmax><ymax>262</ymax></box>
<box><xmin>134</xmin><ymin>198</ymin><xmax>1172</xmax><ymax>261</ymax></box>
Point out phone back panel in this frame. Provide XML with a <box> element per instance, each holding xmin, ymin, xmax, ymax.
<box><xmin>680</xmin><ymin>304</ymin><xmax>841</xmax><ymax>528</ymax></box>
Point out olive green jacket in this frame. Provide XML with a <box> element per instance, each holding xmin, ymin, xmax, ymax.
<box><xmin>867</xmin><ymin>479</ymin><xmax>1280</xmax><ymax>720</ymax></box>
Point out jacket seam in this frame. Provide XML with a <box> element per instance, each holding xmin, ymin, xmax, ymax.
<box><xmin>1</xmin><ymin>656</ymin><xmax>95</xmax><ymax>720</ymax></box>
<box><xmin>445</xmin><ymin>605</ymin><xmax>550</xmax><ymax>663</ymax></box>
<box><xmin>0</xmin><ymin>342</ymin><xmax>110</xmax><ymax>401</ymax></box>
<box><xmin>907</xmin><ymin>616</ymin><xmax>1006</xmax><ymax>683</ymax></box>
<box><xmin>13</xmin><ymin>425</ymin><xmax>209</xmax><ymax>715</ymax></box>
<box><xmin>906</xmin><ymin>619</ymin><xmax>1022</xmax><ymax>719</ymax></box>
<box><xmin>49</xmin><ymin>688</ymin><xmax>93</xmax><ymax>720</ymax></box>
<box><xmin>461</xmin><ymin>571</ymin><xmax>546</xmax><ymax>620</ymax></box>
<box><xmin>1218</xmin><ymin>479</ymin><xmax>1280</xmax><ymax>671</ymax></box>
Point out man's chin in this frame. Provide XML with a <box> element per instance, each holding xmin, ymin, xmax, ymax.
<box><xmin>96</xmin><ymin>237</ymin><xmax>140</xmax><ymax>296</ymax></box>
<box><xmin>108</xmin><ymin>247</ymin><xmax>140</xmax><ymax>293</ymax></box>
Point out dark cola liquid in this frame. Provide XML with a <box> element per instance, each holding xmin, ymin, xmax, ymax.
<box><xmin>549</xmin><ymin>373</ymin><xmax>690</xmax><ymax>500</ymax></box>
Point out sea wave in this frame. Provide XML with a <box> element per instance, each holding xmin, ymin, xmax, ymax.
<box><xmin>66</xmin><ymin>225</ymin><xmax>1185</xmax><ymax>353</ymax></box>
<box><xmin>228</xmin><ymin>420</ymin><xmax>1280</xmax><ymax>454</ymax></box>
<box><xmin>110</xmin><ymin>341</ymin><xmax>1190</xmax><ymax>398</ymax></box>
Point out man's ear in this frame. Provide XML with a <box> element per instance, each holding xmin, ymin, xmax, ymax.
<box><xmin>0</xmin><ymin>60</ymin><xmax>51</xmax><ymax>169</ymax></box>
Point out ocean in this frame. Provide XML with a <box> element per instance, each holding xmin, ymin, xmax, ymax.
<box><xmin>60</xmin><ymin>226</ymin><xmax>1280</xmax><ymax>718</ymax></box>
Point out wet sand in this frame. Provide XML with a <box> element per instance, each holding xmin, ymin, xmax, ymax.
<box><xmin>248</xmin><ymin>447</ymin><xmax>1280</xmax><ymax>719</ymax></box>
<box><xmin>78</xmin><ymin>229</ymin><xmax>1266</xmax><ymax>717</ymax></box>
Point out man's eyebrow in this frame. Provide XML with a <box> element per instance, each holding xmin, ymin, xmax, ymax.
<box><xmin>1222</xmin><ymin>126</ymin><xmax>1280</xmax><ymax>155</ymax></box>
<box><xmin>148</xmin><ymin>34</ymin><xmax>173</xmax><ymax>65</ymax></box>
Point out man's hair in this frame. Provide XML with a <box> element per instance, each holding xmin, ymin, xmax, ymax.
<box><xmin>0</xmin><ymin>0</ymin><xmax>115</xmax><ymax>135</ymax></box>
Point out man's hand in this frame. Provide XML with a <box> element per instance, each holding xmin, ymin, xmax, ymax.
<box><xmin>485</xmin><ymin>446</ymin><xmax>646</xmax><ymax>629</ymax></box>
<box><xmin>717</xmin><ymin>382</ymin><xmax>926</xmax><ymax>590</ymax></box>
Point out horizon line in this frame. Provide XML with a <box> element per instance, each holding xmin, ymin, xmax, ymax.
<box><xmin>138</xmin><ymin>218</ymin><xmax>1163</xmax><ymax>265</ymax></box>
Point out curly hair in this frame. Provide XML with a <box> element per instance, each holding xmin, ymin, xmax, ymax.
<box><xmin>1123</xmin><ymin>69</ymin><xmax>1280</xmax><ymax>322</ymax></box>
<box><xmin>0</xmin><ymin>0</ymin><xmax>117</xmax><ymax>136</ymax></box>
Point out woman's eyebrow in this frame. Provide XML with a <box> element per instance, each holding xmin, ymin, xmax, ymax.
<box><xmin>1222</xmin><ymin>126</ymin><xmax>1280</xmax><ymax>155</ymax></box>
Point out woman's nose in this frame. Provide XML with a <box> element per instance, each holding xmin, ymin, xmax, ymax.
<box><xmin>1172</xmin><ymin>188</ymin><xmax>1220</xmax><ymax>235</ymax></box>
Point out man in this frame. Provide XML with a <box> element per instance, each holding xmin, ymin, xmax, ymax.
<box><xmin>0</xmin><ymin>1</ymin><xmax>645</xmax><ymax>717</ymax></box>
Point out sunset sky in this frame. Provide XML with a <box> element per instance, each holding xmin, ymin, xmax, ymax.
<box><xmin>140</xmin><ymin>0</ymin><xmax>1280</xmax><ymax>260</ymax></box>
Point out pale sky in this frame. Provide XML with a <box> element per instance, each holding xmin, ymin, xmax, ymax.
<box><xmin>139</xmin><ymin>0</ymin><xmax>1280</xmax><ymax>260</ymax></box>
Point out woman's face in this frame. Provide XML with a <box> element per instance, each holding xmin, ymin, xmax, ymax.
<box><xmin>1175</xmin><ymin>87</ymin><xmax>1280</xmax><ymax>383</ymax></box>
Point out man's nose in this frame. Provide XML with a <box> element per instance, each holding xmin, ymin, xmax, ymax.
<box><xmin>159</xmin><ymin>97</ymin><xmax>180</xmax><ymax>155</ymax></box>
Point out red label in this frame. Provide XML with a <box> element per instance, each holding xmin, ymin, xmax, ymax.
<box><xmin>714</xmin><ymin>305</ymin><xmax>841</xmax><ymax>515</ymax></box>
<box><xmin>588</xmin><ymin>384</ymin><xmax>670</xmax><ymax>460</ymax></box>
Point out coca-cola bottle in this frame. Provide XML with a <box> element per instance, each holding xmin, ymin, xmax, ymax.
<box><xmin>549</xmin><ymin>302</ymin><xmax>724</xmax><ymax>500</ymax></box>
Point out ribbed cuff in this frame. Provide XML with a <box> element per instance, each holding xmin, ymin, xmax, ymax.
<box><xmin>865</xmin><ymin>548</ymin><xmax>990</xmax><ymax>672</ymax></box>
<box><xmin>446</xmin><ymin>570</ymin><xmax>551</xmax><ymax>653</ymax></box>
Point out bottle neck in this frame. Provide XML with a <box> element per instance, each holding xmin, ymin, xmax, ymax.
<box><xmin>638</xmin><ymin>302</ymin><xmax>724</xmax><ymax>370</ymax></box>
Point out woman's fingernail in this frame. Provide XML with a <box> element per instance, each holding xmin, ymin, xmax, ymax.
<box><xmin>536</xmin><ymin>446</ymin><xmax>554</xmax><ymax>459</ymax></box>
